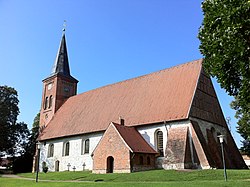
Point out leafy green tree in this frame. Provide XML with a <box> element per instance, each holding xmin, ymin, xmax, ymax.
<box><xmin>0</xmin><ymin>85</ymin><xmax>30</xmax><ymax>156</ymax></box>
<box><xmin>231</xmin><ymin>98</ymin><xmax>250</xmax><ymax>155</ymax></box>
<box><xmin>198</xmin><ymin>0</ymin><xmax>250</xmax><ymax>154</ymax></box>
<box><xmin>26</xmin><ymin>113</ymin><xmax>40</xmax><ymax>156</ymax></box>
<box><xmin>12</xmin><ymin>113</ymin><xmax>40</xmax><ymax>173</ymax></box>
<box><xmin>0</xmin><ymin>85</ymin><xmax>32</xmax><ymax>172</ymax></box>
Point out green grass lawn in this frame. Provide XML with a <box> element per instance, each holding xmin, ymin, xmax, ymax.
<box><xmin>18</xmin><ymin>169</ymin><xmax>250</xmax><ymax>181</ymax></box>
<box><xmin>0</xmin><ymin>169</ymin><xmax>249</xmax><ymax>187</ymax></box>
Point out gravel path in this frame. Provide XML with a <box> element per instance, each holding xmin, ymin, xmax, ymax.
<box><xmin>1</xmin><ymin>175</ymin><xmax>21</xmax><ymax>178</ymax></box>
<box><xmin>1</xmin><ymin>174</ymin><xmax>94</xmax><ymax>183</ymax></box>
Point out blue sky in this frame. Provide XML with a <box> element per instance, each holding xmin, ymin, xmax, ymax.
<box><xmin>0</xmin><ymin>0</ymin><xmax>242</xmax><ymax>147</ymax></box>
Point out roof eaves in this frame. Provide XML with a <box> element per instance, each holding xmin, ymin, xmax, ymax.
<box><xmin>39</xmin><ymin>129</ymin><xmax>105</xmax><ymax>142</ymax></box>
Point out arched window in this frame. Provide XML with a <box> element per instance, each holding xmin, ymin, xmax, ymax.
<box><xmin>55</xmin><ymin>160</ymin><xmax>60</xmax><ymax>172</ymax></box>
<box><xmin>84</xmin><ymin>139</ymin><xmax>90</xmax><ymax>154</ymax></box>
<box><xmin>156</xmin><ymin>130</ymin><xmax>164</xmax><ymax>156</ymax></box>
<box><xmin>48</xmin><ymin>95</ymin><xmax>53</xmax><ymax>108</ymax></box>
<box><xmin>147</xmin><ymin>156</ymin><xmax>151</xmax><ymax>165</ymax></box>
<box><xmin>64</xmin><ymin>142</ymin><xmax>70</xmax><ymax>156</ymax></box>
<box><xmin>48</xmin><ymin>144</ymin><xmax>54</xmax><ymax>157</ymax></box>
<box><xmin>139</xmin><ymin>156</ymin><xmax>143</xmax><ymax>165</ymax></box>
<box><xmin>44</xmin><ymin>97</ymin><xmax>48</xmax><ymax>109</ymax></box>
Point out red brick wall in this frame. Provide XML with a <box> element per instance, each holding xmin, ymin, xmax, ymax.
<box><xmin>224</xmin><ymin>130</ymin><xmax>248</xmax><ymax>169</ymax></box>
<box><xmin>40</xmin><ymin>76</ymin><xmax>57</xmax><ymax>128</ymax></box>
<box><xmin>191</xmin><ymin>121</ymin><xmax>213</xmax><ymax>168</ymax></box>
<box><xmin>132</xmin><ymin>153</ymin><xmax>155</xmax><ymax>172</ymax></box>
<box><xmin>92</xmin><ymin>124</ymin><xmax>131</xmax><ymax>173</ymax></box>
<box><xmin>184</xmin><ymin>131</ymin><xmax>193</xmax><ymax>169</ymax></box>
<box><xmin>206</xmin><ymin>128</ymin><xmax>223</xmax><ymax>168</ymax></box>
<box><xmin>191</xmin><ymin>120</ymin><xmax>247</xmax><ymax>169</ymax></box>
<box><xmin>40</xmin><ymin>75</ymin><xmax>77</xmax><ymax>128</ymax></box>
<box><xmin>164</xmin><ymin>126</ymin><xmax>189</xmax><ymax>169</ymax></box>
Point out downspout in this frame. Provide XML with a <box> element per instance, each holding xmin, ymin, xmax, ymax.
<box><xmin>164</xmin><ymin>121</ymin><xmax>168</xmax><ymax>136</ymax></box>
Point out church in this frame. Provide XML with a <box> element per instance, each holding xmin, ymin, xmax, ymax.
<box><xmin>36</xmin><ymin>31</ymin><xmax>247</xmax><ymax>173</ymax></box>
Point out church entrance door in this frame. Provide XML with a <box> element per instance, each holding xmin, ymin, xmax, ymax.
<box><xmin>106</xmin><ymin>156</ymin><xmax>114</xmax><ymax>173</ymax></box>
<box><xmin>55</xmin><ymin>160</ymin><xmax>60</xmax><ymax>172</ymax></box>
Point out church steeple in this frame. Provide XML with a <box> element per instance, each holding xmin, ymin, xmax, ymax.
<box><xmin>39</xmin><ymin>27</ymin><xmax>78</xmax><ymax>128</ymax></box>
<box><xmin>51</xmin><ymin>32</ymin><xmax>71</xmax><ymax>77</ymax></box>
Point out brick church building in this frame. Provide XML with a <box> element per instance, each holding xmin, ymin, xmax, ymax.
<box><xmin>35</xmin><ymin>31</ymin><xmax>247</xmax><ymax>173</ymax></box>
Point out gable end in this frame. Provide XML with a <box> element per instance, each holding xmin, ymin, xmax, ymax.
<box><xmin>189</xmin><ymin>69</ymin><xmax>227</xmax><ymax>127</ymax></box>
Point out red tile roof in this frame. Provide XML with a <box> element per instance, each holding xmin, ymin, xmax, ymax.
<box><xmin>112</xmin><ymin>122</ymin><xmax>157</xmax><ymax>154</ymax></box>
<box><xmin>39</xmin><ymin>59</ymin><xmax>202</xmax><ymax>140</ymax></box>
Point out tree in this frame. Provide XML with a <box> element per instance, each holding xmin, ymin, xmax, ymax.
<box><xmin>0</xmin><ymin>85</ymin><xmax>40</xmax><ymax>172</ymax></box>
<box><xmin>0</xmin><ymin>85</ymin><xmax>32</xmax><ymax>172</ymax></box>
<box><xmin>0</xmin><ymin>86</ymin><xmax>19</xmax><ymax>155</ymax></box>
<box><xmin>12</xmin><ymin>113</ymin><xmax>40</xmax><ymax>173</ymax></box>
<box><xmin>25</xmin><ymin>113</ymin><xmax>40</xmax><ymax>156</ymax></box>
<box><xmin>231</xmin><ymin>98</ymin><xmax>250</xmax><ymax>155</ymax></box>
<box><xmin>198</xmin><ymin>0</ymin><xmax>250</xmax><ymax>154</ymax></box>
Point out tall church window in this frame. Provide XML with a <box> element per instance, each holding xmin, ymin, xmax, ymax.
<box><xmin>84</xmin><ymin>139</ymin><xmax>90</xmax><ymax>154</ymax></box>
<box><xmin>44</xmin><ymin>97</ymin><xmax>48</xmax><ymax>109</ymax></box>
<box><xmin>147</xmin><ymin>156</ymin><xmax>151</xmax><ymax>165</ymax></box>
<box><xmin>48</xmin><ymin>144</ymin><xmax>54</xmax><ymax>158</ymax></box>
<box><xmin>48</xmin><ymin>95</ymin><xmax>53</xmax><ymax>109</ymax></box>
<box><xmin>139</xmin><ymin>156</ymin><xmax>143</xmax><ymax>165</ymax></box>
<box><xmin>63</xmin><ymin>142</ymin><xmax>70</xmax><ymax>156</ymax></box>
<box><xmin>155</xmin><ymin>130</ymin><xmax>164</xmax><ymax>156</ymax></box>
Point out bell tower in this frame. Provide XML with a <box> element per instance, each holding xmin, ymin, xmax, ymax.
<box><xmin>40</xmin><ymin>29</ymin><xmax>78</xmax><ymax>129</ymax></box>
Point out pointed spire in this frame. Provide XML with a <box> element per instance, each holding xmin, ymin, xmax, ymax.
<box><xmin>51</xmin><ymin>22</ymin><xmax>71</xmax><ymax>77</ymax></box>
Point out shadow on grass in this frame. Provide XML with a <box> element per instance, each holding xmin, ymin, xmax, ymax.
<box><xmin>94</xmin><ymin>179</ymin><xmax>104</xmax><ymax>182</ymax></box>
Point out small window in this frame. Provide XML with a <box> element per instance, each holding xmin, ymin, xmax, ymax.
<box><xmin>147</xmin><ymin>156</ymin><xmax>151</xmax><ymax>165</ymax></box>
<box><xmin>64</xmin><ymin>142</ymin><xmax>70</xmax><ymax>156</ymax></box>
<box><xmin>84</xmin><ymin>139</ymin><xmax>90</xmax><ymax>154</ymax></box>
<box><xmin>48</xmin><ymin>95</ymin><xmax>53</xmax><ymax>108</ymax></box>
<box><xmin>156</xmin><ymin>130</ymin><xmax>164</xmax><ymax>156</ymax></box>
<box><xmin>44</xmin><ymin>97</ymin><xmax>48</xmax><ymax>110</ymax></box>
<box><xmin>48</xmin><ymin>144</ymin><xmax>54</xmax><ymax>157</ymax></box>
<box><xmin>139</xmin><ymin>156</ymin><xmax>143</xmax><ymax>165</ymax></box>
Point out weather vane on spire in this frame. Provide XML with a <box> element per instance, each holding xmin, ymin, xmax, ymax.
<box><xmin>63</xmin><ymin>20</ymin><xmax>66</xmax><ymax>32</ymax></box>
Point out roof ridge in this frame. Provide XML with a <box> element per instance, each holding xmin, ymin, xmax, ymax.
<box><xmin>76</xmin><ymin>59</ymin><xmax>203</xmax><ymax>98</ymax></box>
<box><xmin>112</xmin><ymin>122</ymin><xmax>134</xmax><ymax>129</ymax></box>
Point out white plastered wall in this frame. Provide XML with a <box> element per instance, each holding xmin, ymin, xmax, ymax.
<box><xmin>39</xmin><ymin>132</ymin><xmax>103</xmax><ymax>172</ymax></box>
<box><xmin>38</xmin><ymin>119</ymin><xmax>215</xmax><ymax>172</ymax></box>
<box><xmin>136</xmin><ymin>120</ymin><xmax>191</xmax><ymax>168</ymax></box>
